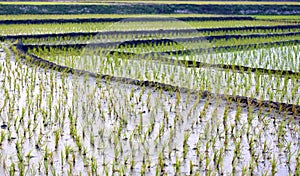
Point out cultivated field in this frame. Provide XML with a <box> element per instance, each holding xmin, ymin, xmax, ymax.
<box><xmin>0</xmin><ymin>1</ymin><xmax>299</xmax><ymax>175</ymax></box>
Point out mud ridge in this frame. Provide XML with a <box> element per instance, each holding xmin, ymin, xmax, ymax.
<box><xmin>107</xmin><ymin>50</ymin><xmax>300</xmax><ymax>78</ymax></box>
<box><xmin>18</xmin><ymin>40</ymin><xmax>300</xmax><ymax>78</ymax></box>
<box><xmin>15</xmin><ymin>43</ymin><xmax>300</xmax><ymax>114</ymax></box>
<box><xmin>18</xmin><ymin>37</ymin><xmax>300</xmax><ymax>51</ymax></box>
<box><xmin>1</xmin><ymin>24</ymin><xmax>299</xmax><ymax>41</ymax></box>
<box><xmin>19</xmin><ymin>39</ymin><xmax>300</xmax><ymax>53</ymax></box>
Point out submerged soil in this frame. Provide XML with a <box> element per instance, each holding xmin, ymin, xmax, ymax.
<box><xmin>0</xmin><ymin>44</ymin><xmax>299</xmax><ymax>175</ymax></box>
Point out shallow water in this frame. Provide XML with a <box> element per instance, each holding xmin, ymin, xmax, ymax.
<box><xmin>37</xmin><ymin>45</ymin><xmax>300</xmax><ymax>105</ymax></box>
<box><xmin>0</xmin><ymin>44</ymin><xmax>299</xmax><ymax>175</ymax></box>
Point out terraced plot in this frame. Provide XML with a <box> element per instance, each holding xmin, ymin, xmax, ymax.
<box><xmin>0</xmin><ymin>10</ymin><xmax>299</xmax><ymax>176</ymax></box>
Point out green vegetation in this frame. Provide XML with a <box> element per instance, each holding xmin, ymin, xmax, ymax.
<box><xmin>253</xmin><ymin>15</ymin><xmax>300</xmax><ymax>22</ymax></box>
<box><xmin>0</xmin><ymin>14</ymin><xmax>225</xmax><ymax>20</ymax></box>
<box><xmin>27</xmin><ymin>45</ymin><xmax>300</xmax><ymax>102</ymax></box>
<box><xmin>0</xmin><ymin>2</ymin><xmax>299</xmax><ymax>175</ymax></box>
<box><xmin>0</xmin><ymin>20</ymin><xmax>292</xmax><ymax>35</ymax></box>
<box><xmin>1</xmin><ymin>14</ymin><xmax>298</xmax><ymax>22</ymax></box>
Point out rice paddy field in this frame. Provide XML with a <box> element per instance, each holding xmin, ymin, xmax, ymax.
<box><xmin>0</xmin><ymin>1</ymin><xmax>300</xmax><ymax>176</ymax></box>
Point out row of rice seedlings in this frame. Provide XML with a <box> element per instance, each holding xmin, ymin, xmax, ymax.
<box><xmin>22</xmin><ymin>32</ymin><xmax>300</xmax><ymax>60</ymax></box>
<box><xmin>118</xmin><ymin>34</ymin><xmax>300</xmax><ymax>50</ymax></box>
<box><xmin>0</xmin><ymin>42</ymin><xmax>299</xmax><ymax>175</ymax></box>
<box><xmin>254</xmin><ymin>15</ymin><xmax>300</xmax><ymax>23</ymax></box>
<box><xmin>210</xmin><ymin>35</ymin><xmax>300</xmax><ymax>47</ymax></box>
<box><xmin>183</xmin><ymin>45</ymin><xmax>300</xmax><ymax>72</ymax></box>
<box><xmin>0</xmin><ymin>20</ymin><xmax>292</xmax><ymax>35</ymax></box>
<box><xmin>0</xmin><ymin>14</ymin><xmax>225</xmax><ymax>21</ymax></box>
<box><xmin>187</xmin><ymin>20</ymin><xmax>295</xmax><ymax>28</ymax></box>
<box><xmin>22</xmin><ymin>32</ymin><xmax>206</xmax><ymax>45</ymax></box>
<box><xmin>0</xmin><ymin>22</ymin><xmax>111</xmax><ymax>35</ymax></box>
<box><xmin>206</xmin><ymin>27</ymin><xmax>300</xmax><ymax>36</ymax></box>
<box><xmin>29</xmin><ymin>41</ymin><xmax>300</xmax><ymax>73</ymax></box>
<box><xmin>27</xmin><ymin>43</ymin><xmax>300</xmax><ymax>106</ymax></box>
<box><xmin>20</xmin><ymin>27</ymin><xmax>300</xmax><ymax>45</ymax></box>
<box><xmin>109</xmin><ymin>35</ymin><xmax>300</xmax><ymax>52</ymax></box>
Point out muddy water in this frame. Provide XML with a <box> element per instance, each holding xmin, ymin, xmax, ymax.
<box><xmin>186</xmin><ymin>45</ymin><xmax>300</xmax><ymax>73</ymax></box>
<box><xmin>0</xmin><ymin>44</ymin><xmax>299</xmax><ymax>175</ymax></box>
<box><xmin>40</xmin><ymin>46</ymin><xmax>300</xmax><ymax>105</ymax></box>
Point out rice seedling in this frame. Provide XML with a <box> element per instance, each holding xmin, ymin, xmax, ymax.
<box><xmin>0</xmin><ymin>10</ymin><xmax>299</xmax><ymax>175</ymax></box>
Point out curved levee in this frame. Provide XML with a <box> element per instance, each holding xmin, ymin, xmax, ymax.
<box><xmin>15</xmin><ymin>43</ymin><xmax>300</xmax><ymax>115</ymax></box>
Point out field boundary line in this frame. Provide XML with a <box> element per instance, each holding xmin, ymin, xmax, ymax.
<box><xmin>1</xmin><ymin>24</ymin><xmax>299</xmax><ymax>40</ymax></box>
<box><xmin>14</xmin><ymin>42</ymin><xmax>300</xmax><ymax>115</ymax></box>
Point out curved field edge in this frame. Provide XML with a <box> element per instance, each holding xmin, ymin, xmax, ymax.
<box><xmin>1</xmin><ymin>24</ymin><xmax>299</xmax><ymax>39</ymax></box>
<box><xmin>0</xmin><ymin>43</ymin><xmax>299</xmax><ymax>176</ymax></box>
<box><xmin>18</xmin><ymin>35</ymin><xmax>300</xmax><ymax>49</ymax></box>
<box><xmin>6</xmin><ymin>32</ymin><xmax>300</xmax><ymax>44</ymax></box>
<box><xmin>21</xmin><ymin>41</ymin><xmax>300</xmax><ymax>79</ymax></box>
<box><xmin>14</xmin><ymin>44</ymin><xmax>300</xmax><ymax>115</ymax></box>
<box><xmin>0</xmin><ymin>14</ymin><xmax>230</xmax><ymax>20</ymax></box>
<box><xmin>1</xmin><ymin>14</ymin><xmax>299</xmax><ymax>22</ymax></box>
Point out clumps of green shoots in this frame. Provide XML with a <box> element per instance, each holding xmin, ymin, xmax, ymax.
<box><xmin>0</xmin><ymin>130</ymin><xmax>6</xmax><ymax>147</ymax></box>
<box><xmin>183</xmin><ymin>131</ymin><xmax>190</xmax><ymax>159</ymax></box>
<box><xmin>271</xmin><ymin>154</ymin><xmax>277</xmax><ymax>176</ymax></box>
<box><xmin>54</xmin><ymin>129</ymin><xmax>60</xmax><ymax>149</ymax></box>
